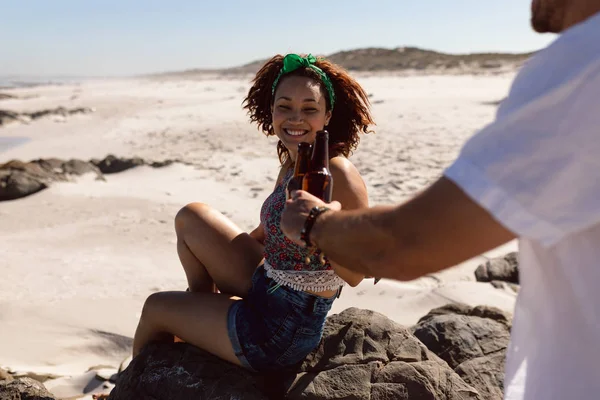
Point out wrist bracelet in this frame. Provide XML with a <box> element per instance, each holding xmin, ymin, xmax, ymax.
<box><xmin>300</xmin><ymin>206</ymin><xmax>330</xmax><ymax>248</ymax></box>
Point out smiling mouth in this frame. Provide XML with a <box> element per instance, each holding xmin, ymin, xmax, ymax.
<box><xmin>284</xmin><ymin>129</ymin><xmax>309</xmax><ymax>137</ymax></box>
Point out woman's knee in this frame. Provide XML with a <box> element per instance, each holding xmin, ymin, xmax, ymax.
<box><xmin>140</xmin><ymin>292</ymin><xmax>169</xmax><ymax>327</ymax></box>
<box><xmin>174</xmin><ymin>202</ymin><xmax>213</xmax><ymax>232</ymax></box>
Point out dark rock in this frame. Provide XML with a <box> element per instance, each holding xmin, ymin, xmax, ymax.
<box><xmin>0</xmin><ymin>158</ymin><xmax>101</xmax><ymax>201</ymax></box>
<box><xmin>0</xmin><ymin>377</ymin><xmax>57</xmax><ymax>400</ymax></box>
<box><xmin>25</xmin><ymin>106</ymin><xmax>94</xmax><ymax>120</ymax></box>
<box><xmin>0</xmin><ymin>106</ymin><xmax>94</xmax><ymax>127</ymax></box>
<box><xmin>108</xmin><ymin>343</ymin><xmax>269</xmax><ymax>400</ymax></box>
<box><xmin>150</xmin><ymin>159</ymin><xmax>178</xmax><ymax>168</ymax></box>
<box><xmin>0</xmin><ymin>109</ymin><xmax>23</xmax><ymax>125</ymax></box>
<box><xmin>109</xmin><ymin>308</ymin><xmax>481</xmax><ymax>399</ymax></box>
<box><xmin>0</xmin><ymin>156</ymin><xmax>178</xmax><ymax>201</ymax></box>
<box><xmin>413</xmin><ymin>304</ymin><xmax>512</xmax><ymax>400</ymax></box>
<box><xmin>475</xmin><ymin>252</ymin><xmax>519</xmax><ymax>284</ymax></box>
<box><xmin>490</xmin><ymin>280</ymin><xmax>520</xmax><ymax>294</ymax></box>
<box><xmin>61</xmin><ymin>158</ymin><xmax>101</xmax><ymax>176</ymax></box>
<box><xmin>0</xmin><ymin>93</ymin><xmax>16</xmax><ymax>100</ymax></box>
<box><xmin>92</xmin><ymin>155</ymin><xmax>146</xmax><ymax>174</ymax></box>
<box><xmin>0</xmin><ymin>169</ymin><xmax>48</xmax><ymax>201</ymax></box>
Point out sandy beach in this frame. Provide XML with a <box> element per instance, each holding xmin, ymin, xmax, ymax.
<box><xmin>0</xmin><ymin>71</ymin><xmax>519</xmax><ymax>399</ymax></box>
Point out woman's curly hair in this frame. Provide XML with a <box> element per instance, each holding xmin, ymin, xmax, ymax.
<box><xmin>243</xmin><ymin>54</ymin><xmax>375</xmax><ymax>165</ymax></box>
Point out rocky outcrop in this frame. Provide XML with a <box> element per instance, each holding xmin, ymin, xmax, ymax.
<box><xmin>0</xmin><ymin>106</ymin><xmax>94</xmax><ymax>126</ymax></box>
<box><xmin>91</xmin><ymin>154</ymin><xmax>176</xmax><ymax>174</ymax></box>
<box><xmin>0</xmin><ymin>377</ymin><xmax>57</xmax><ymax>400</ymax></box>
<box><xmin>0</xmin><ymin>93</ymin><xmax>16</xmax><ymax>101</ymax></box>
<box><xmin>0</xmin><ymin>155</ymin><xmax>179</xmax><ymax>201</ymax></box>
<box><xmin>475</xmin><ymin>252</ymin><xmax>520</xmax><ymax>289</ymax></box>
<box><xmin>108</xmin><ymin>308</ymin><xmax>482</xmax><ymax>400</ymax></box>
<box><xmin>2</xmin><ymin>307</ymin><xmax>514</xmax><ymax>399</ymax></box>
<box><xmin>412</xmin><ymin>304</ymin><xmax>512</xmax><ymax>400</ymax></box>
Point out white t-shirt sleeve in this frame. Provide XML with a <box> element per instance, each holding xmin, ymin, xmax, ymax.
<box><xmin>444</xmin><ymin>61</ymin><xmax>600</xmax><ymax>248</ymax></box>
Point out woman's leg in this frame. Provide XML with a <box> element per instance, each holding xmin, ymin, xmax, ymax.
<box><xmin>175</xmin><ymin>202</ymin><xmax>264</xmax><ymax>297</ymax></box>
<box><xmin>133</xmin><ymin>291</ymin><xmax>243</xmax><ymax>367</ymax></box>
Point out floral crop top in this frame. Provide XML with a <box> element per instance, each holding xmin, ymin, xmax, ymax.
<box><xmin>260</xmin><ymin>168</ymin><xmax>345</xmax><ymax>292</ymax></box>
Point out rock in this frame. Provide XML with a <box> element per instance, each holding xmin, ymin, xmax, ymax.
<box><xmin>0</xmin><ymin>377</ymin><xmax>57</xmax><ymax>400</ymax></box>
<box><xmin>1</xmin><ymin>156</ymin><xmax>178</xmax><ymax>201</ymax></box>
<box><xmin>475</xmin><ymin>252</ymin><xmax>519</xmax><ymax>284</ymax></box>
<box><xmin>0</xmin><ymin>93</ymin><xmax>16</xmax><ymax>100</ymax></box>
<box><xmin>287</xmin><ymin>308</ymin><xmax>481</xmax><ymax>399</ymax></box>
<box><xmin>150</xmin><ymin>159</ymin><xmax>178</xmax><ymax>168</ymax></box>
<box><xmin>0</xmin><ymin>109</ymin><xmax>24</xmax><ymax>126</ymax></box>
<box><xmin>0</xmin><ymin>169</ymin><xmax>48</xmax><ymax>200</ymax></box>
<box><xmin>108</xmin><ymin>308</ymin><xmax>481</xmax><ymax>399</ymax></box>
<box><xmin>0</xmin><ymin>369</ymin><xmax>12</xmax><ymax>383</ymax></box>
<box><xmin>455</xmin><ymin>352</ymin><xmax>506</xmax><ymax>400</ymax></box>
<box><xmin>0</xmin><ymin>158</ymin><xmax>100</xmax><ymax>201</ymax></box>
<box><xmin>9</xmin><ymin>371</ymin><xmax>61</xmax><ymax>384</ymax></box>
<box><xmin>108</xmin><ymin>343</ymin><xmax>269</xmax><ymax>400</ymax></box>
<box><xmin>0</xmin><ymin>106</ymin><xmax>94</xmax><ymax>127</ymax></box>
<box><xmin>92</xmin><ymin>155</ymin><xmax>146</xmax><ymax>174</ymax></box>
<box><xmin>413</xmin><ymin>304</ymin><xmax>512</xmax><ymax>399</ymax></box>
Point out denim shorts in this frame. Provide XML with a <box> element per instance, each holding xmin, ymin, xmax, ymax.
<box><xmin>227</xmin><ymin>265</ymin><xmax>336</xmax><ymax>372</ymax></box>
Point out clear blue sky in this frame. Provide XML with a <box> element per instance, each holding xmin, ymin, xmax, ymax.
<box><xmin>0</xmin><ymin>0</ymin><xmax>556</xmax><ymax>77</ymax></box>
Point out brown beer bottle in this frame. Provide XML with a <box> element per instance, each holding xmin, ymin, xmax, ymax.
<box><xmin>286</xmin><ymin>142</ymin><xmax>312</xmax><ymax>199</ymax></box>
<box><xmin>302</xmin><ymin>130</ymin><xmax>333</xmax><ymax>202</ymax></box>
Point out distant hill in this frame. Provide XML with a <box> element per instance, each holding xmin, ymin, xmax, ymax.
<box><xmin>159</xmin><ymin>46</ymin><xmax>535</xmax><ymax>78</ymax></box>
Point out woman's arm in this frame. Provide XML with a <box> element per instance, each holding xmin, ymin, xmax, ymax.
<box><xmin>251</xmin><ymin>162</ymin><xmax>292</xmax><ymax>245</ymax></box>
<box><xmin>249</xmin><ymin>223</ymin><xmax>265</xmax><ymax>245</ymax></box>
<box><xmin>327</xmin><ymin>157</ymin><xmax>369</xmax><ymax>286</ymax></box>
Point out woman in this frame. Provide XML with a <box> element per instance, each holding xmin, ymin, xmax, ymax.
<box><xmin>132</xmin><ymin>53</ymin><xmax>375</xmax><ymax>372</ymax></box>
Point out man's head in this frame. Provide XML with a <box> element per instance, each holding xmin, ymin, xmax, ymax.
<box><xmin>531</xmin><ymin>0</ymin><xmax>600</xmax><ymax>33</ymax></box>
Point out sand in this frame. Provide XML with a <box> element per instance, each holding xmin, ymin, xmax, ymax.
<box><xmin>0</xmin><ymin>71</ymin><xmax>518</xmax><ymax>399</ymax></box>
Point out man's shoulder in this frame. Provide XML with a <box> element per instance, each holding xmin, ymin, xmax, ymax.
<box><xmin>501</xmin><ymin>18</ymin><xmax>600</xmax><ymax>115</ymax></box>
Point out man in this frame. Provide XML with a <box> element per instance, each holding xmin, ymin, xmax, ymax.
<box><xmin>280</xmin><ymin>1</ymin><xmax>600</xmax><ymax>399</ymax></box>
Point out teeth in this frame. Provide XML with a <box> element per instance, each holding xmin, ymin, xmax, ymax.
<box><xmin>285</xmin><ymin>129</ymin><xmax>306</xmax><ymax>137</ymax></box>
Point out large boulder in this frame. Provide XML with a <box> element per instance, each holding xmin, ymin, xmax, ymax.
<box><xmin>108</xmin><ymin>308</ymin><xmax>481</xmax><ymax>400</ymax></box>
<box><xmin>287</xmin><ymin>308</ymin><xmax>481</xmax><ymax>400</ymax></box>
<box><xmin>107</xmin><ymin>343</ymin><xmax>269</xmax><ymax>400</ymax></box>
<box><xmin>412</xmin><ymin>304</ymin><xmax>512</xmax><ymax>400</ymax></box>
<box><xmin>0</xmin><ymin>377</ymin><xmax>57</xmax><ymax>400</ymax></box>
<box><xmin>0</xmin><ymin>158</ymin><xmax>102</xmax><ymax>201</ymax></box>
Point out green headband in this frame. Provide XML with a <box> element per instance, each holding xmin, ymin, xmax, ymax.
<box><xmin>271</xmin><ymin>53</ymin><xmax>336</xmax><ymax>109</ymax></box>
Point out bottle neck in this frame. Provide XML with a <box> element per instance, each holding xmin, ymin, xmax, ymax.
<box><xmin>294</xmin><ymin>147</ymin><xmax>312</xmax><ymax>175</ymax></box>
<box><xmin>311</xmin><ymin>135</ymin><xmax>329</xmax><ymax>170</ymax></box>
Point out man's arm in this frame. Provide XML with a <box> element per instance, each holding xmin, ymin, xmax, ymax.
<box><xmin>306</xmin><ymin>177</ymin><xmax>516</xmax><ymax>281</ymax></box>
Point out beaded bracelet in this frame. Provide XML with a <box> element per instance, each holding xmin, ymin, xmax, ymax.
<box><xmin>300</xmin><ymin>206</ymin><xmax>330</xmax><ymax>248</ymax></box>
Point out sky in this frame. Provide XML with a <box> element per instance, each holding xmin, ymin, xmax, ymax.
<box><xmin>0</xmin><ymin>0</ymin><xmax>557</xmax><ymax>77</ymax></box>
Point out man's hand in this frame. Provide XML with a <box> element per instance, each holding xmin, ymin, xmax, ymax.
<box><xmin>281</xmin><ymin>190</ymin><xmax>341</xmax><ymax>245</ymax></box>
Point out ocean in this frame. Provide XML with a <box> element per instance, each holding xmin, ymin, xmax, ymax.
<box><xmin>0</xmin><ymin>137</ymin><xmax>30</xmax><ymax>154</ymax></box>
<box><xmin>0</xmin><ymin>76</ymin><xmax>84</xmax><ymax>89</ymax></box>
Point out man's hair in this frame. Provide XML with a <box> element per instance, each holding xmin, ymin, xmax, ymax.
<box><xmin>243</xmin><ymin>54</ymin><xmax>375</xmax><ymax>164</ymax></box>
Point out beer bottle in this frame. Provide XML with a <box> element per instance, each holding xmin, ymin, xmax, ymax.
<box><xmin>286</xmin><ymin>142</ymin><xmax>312</xmax><ymax>199</ymax></box>
<box><xmin>302</xmin><ymin>130</ymin><xmax>333</xmax><ymax>202</ymax></box>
